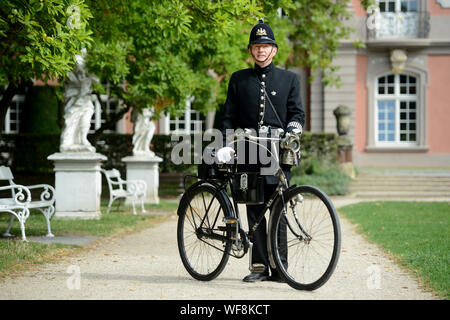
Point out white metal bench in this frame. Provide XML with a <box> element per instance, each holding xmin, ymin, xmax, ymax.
<box><xmin>0</xmin><ymin>166</ymin><xmax>55</xmax><ymax>241</ymax></box>
<box><xmin>101</xmin><ymin>169</ymin><xmax>147</xmax><ymax>215</ymax></box>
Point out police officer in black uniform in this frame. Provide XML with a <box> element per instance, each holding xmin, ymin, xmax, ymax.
<box><xmin>219</xmin><ymin>20</ymin><xmax>306</xmax><ymax>282</ymax></box>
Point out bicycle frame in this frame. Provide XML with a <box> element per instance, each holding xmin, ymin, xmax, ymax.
<box><xmin>178</xmin><ymin>129</ymin><xmax>341</xmax><ymax>289</ymax></box>
<box><xmin>183</xmin><ymin>129</ymin><xmax>304</xmax><ymax>265</ymax></box>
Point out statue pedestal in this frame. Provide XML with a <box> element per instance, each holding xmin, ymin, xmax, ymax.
<box><xmin>47</xmin><ymin>152</ymin><xmax>107</xmax><ymax>219</ymax></box>
<box><xmin>122</xmin><ymin>155</ymin><xmax>163</xmax><ymax>204</ymax></box>
<box><xmin>337</xmin><ymin>138</ymin><xmax>356</xmax><ymax>179</ymax></box>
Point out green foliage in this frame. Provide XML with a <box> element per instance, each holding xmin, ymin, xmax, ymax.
<box><xmin>9</xmin><ymin>133</ymin><xmax>59</xmax><ymax>173</ymax></box>
<box><xmin>284</xmin><ymin>0</ymin><xmax>354</xmax><ymax>87</ymax></box>
<box><xmin>339</xmin><ymin>201</ymin><xmax>450</xmax><ymax>299</ymax></box>
<box><xmin>290</xmin><ymin>132</ymin><xmax>350</xmax><ymax>195</ymax></box>
<box><xmin>1</xmin><ymin>0</ymin><xmax>370</xmax><ymax>131</ymax></box>
<box><xmin>0</xmin><ymin>0</ymin><xmax>93</xmax><ymax>84</ymax></box>
<box><xmin>291</xmin><ymin>157</ymin><xmax>350</xmax><ymax>195</ymax></box>
<box><xmin>360</xmin><ymin>0</ymin><xmax>378</xmax><ymax>9</ymax></box>
<box><xmin>81</xmin><ymin>0</ymin><xmax>293</xmax><ymax>122</ymax></box>
<box><xmin>22</xmin><ymin>86</ymin><xmax>61</xmax><ymax>134</ymax></box>
<box><xmin>84</xmin><ymin>0</ymin><xmax>360</xmax><ymax>120</ymax></box>
<box><xmin>1</xmin><ymin>131</ymin><xmax>341</xmax><ymax>175</ymax></box>
<box><xmin>299</xmin><ymin>132</ymin><xmax>339</xmax><ymax>164</ymax></box>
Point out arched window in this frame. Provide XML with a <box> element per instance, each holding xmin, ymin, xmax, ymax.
<box><xmin>375</xmin><ymin>73</ymin><xmax>418</xmax><ymax>145</ymax></box>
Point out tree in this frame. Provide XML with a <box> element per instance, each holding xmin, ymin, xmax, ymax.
<box><xmin>1</xmin><ymin>0</ymin><xmax>374</xmax><ymax>136</ymax></box>
<box><xmin>283</xmin><ymin>0</ymin><xmax>370</xmax><ymax>87</ymax></box>
<box><xmin>85</xmin><ymin>0</ymin><xmax>373</xmax><ymax>136</ymax></box>
<box><xmin>0</xmin><ymin>0</ymin><xmax>93</xmax><ymax>134</ymax></box>
<box><xmin>84</xmin><ymin>0</ymin><xmax>288</xmax><ymax>139</ymax></box>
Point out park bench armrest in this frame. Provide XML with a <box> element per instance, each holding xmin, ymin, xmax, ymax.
<box><xmin>19</xmin><ymin>183</ymin><xmax>56</xmax><ymax>202</ymax></box>
<box><xmin>0</xmin><ymin>184</ymin><xmax>32</xmax><ymax>206</ymax></box>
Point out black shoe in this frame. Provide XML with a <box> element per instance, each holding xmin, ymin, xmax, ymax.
<box><xmin>268</xmin><ymin>270</ymin><xmax>285</xmax><ymax>283</ymax></box>
<box><xmin>242</xmin><ymin>271</ymin><xmax>269</xmax><ymax>283</ymax></box>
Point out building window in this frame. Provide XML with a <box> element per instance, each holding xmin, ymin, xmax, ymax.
<box><xmin>374</xmin><ymin>0</ymin><xmax>422</xmax><ymax>39</ymax></box>
<box><xmin>90</xmin><ymin>82</ymin><xmax>120</xmax><ymax>133</ymax></box>
<box><xmin>166</xmin><ymin>97</ymin><xmax>204</xmax><ymax>134</ymax></box>
<box><xmin>169</xmin><ymin>108</ymin><xmax>204</xmax><ymax>134</ymax></box>
<box><xmin>1</xmin><ymin>86</ymin><xmax>26</xmax><ymax>134</ymax></box>
<box><xmin>379</xmin><ymin>0</ymin><xmax>417</xmax><ymax>12</ymax></box>
<box><xmin>375</xmin><ymin>74</ymin><xmax>418</xmax><ymax>145</ymax></box>
<box><xmin>4</xmin><ymin>95</ymin><xmax>24</xmax><ymax>133</ymax></box>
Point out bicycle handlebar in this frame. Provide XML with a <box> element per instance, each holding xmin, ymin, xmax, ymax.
<box><xmin>228</xmin><ymin>127</ymin><xmax>301</xmax><ymax>153</ymax></box>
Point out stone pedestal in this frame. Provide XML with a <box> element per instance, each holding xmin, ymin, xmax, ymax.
<box><xmin>337</xmin><ymin>139</ymin><xmax>356</xmax><ymax>179</ymax></box>
<box><xmin>122</xmin><ymin>155</ymin><xmax>163</xmax><ymax>204</ymax></box>
<box><xmin>47</xmin><ymin>152</ymin><xmax>107</xmax><ymax>219</ymax></box>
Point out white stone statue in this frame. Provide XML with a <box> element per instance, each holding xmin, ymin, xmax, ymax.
<box><xmin>60</xmin><ymin>48</ymin><xmax>99</xmax><ymax>153</ymax></box>
<box><xmin>132</xmin><ymin>107</ymin><xmax>156</xmax><ymax>157</ymax></box>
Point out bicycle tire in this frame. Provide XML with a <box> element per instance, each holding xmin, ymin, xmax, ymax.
<box><xmin>269</xmin><ymin>185</ymin><xmax>341</xmax><ymax>290</ymax></box>
<box><xmin>177</xmin><ymin>182</ymin><xmax>233</xmax><ymax>281</ymax></box>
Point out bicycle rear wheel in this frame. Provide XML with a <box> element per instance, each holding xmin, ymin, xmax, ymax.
<box><xmin>270</xmin><ymin>185</ymin><xmax>341</xmax><ymax>290</ymax></box>
<box><xmin>177</xmin><ymin>183</ymin><xmax>233</xmax><ymax>281</ymax></box>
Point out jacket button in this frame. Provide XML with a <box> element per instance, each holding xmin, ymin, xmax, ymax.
<box><xmin>260</xmin><ymin>104</ymin><xmax>264</xmax><ymax>108</ymax></box>
<box><xmin>262</xmin><ymin>74</ymin><xmax>266</xmax><ymax>78</ymax></box>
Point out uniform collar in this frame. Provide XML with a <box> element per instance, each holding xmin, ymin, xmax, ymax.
<box><xmin>254</xmin><ymin>62</ymin><xmax>274</xmax><ymax>75</ymax></box>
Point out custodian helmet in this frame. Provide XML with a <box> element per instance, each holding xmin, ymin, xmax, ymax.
<box><xmin>248</xmin><ymin>19</ymin><xmax>277</xmax><ymax>48</ymax></box>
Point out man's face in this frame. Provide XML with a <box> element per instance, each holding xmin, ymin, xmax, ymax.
<box><xmin>249</xmin><ymin>43</ymin><xmax>277</xmax><ymax>65</ymax></box>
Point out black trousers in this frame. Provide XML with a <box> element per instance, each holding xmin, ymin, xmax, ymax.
<box><xmin>246</xmin><ymin>183</ymin><xmax>288</xmax><ymax>273</ymax></box>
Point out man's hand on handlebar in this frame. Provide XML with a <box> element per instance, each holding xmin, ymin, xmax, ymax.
<box><xmin>216</xmin><ymin>146</ymin><xmax>235</xmax><ymax>163</ymax></box>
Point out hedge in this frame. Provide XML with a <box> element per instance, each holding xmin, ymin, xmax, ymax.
<box><xmin>0</xmin><ymin>132</ymin><xmax>340</xmax><ymax>175</ymax></box>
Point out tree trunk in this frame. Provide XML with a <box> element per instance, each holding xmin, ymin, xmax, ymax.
<box><xmin>90</xmin><ymin>104</ymin><xmax>132</xmax><ymax>144</ymax></box>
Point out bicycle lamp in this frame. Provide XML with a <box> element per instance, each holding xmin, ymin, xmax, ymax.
<box><xmin>280</xmin><ymin>130</ymin><xmax>301</xmax><ymax>166</ymax></box>
<box><xmin>281</xmin><ymin>132</ymin><xmax>301</xmax><ymax>153</ymax></box>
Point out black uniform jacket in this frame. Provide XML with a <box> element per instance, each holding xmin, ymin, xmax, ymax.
<box><xmin>220</xmin><ymin>62</ymin><xmax>306</xmax><ymax>184</ymax></box>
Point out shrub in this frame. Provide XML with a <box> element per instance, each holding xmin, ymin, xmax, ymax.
<box><xmin>291</xmin><ymin>156</ymin><xmax>350</xmax><ymax>195</ymax></box>
<box><xmin>0</xmin><ymin>132</ymin><xmax>347</xmax><ymax>195</ymax></box>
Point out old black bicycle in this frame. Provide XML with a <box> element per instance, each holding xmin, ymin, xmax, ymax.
<box><xmin>176</xmin><ymin>128</ymin><xmax>341</xmax><ymax>290</ymax></box>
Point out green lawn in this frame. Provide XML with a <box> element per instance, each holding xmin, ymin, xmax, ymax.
<box><xmin>0</xmin><ymin>200</ymin><xmax>178</xmax><ymax>277</ymax></box>
<box><xmin>338</xmin><ymin>201</ymin><xmax>450</xmax><ymax>299</ymax></box>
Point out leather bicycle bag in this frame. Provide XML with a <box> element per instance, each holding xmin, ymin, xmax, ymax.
<box><xmin>231</xmin><ymin>172</ymin><xmax>264</xmax><ymax>204</ymax></box>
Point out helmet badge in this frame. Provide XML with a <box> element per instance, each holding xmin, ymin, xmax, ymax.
<box><xmin>256</xmin><ymin>28</ymin><xmax>267</xmax><ymax>36</ymax></box>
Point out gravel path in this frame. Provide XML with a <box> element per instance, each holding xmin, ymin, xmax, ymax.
<box><xmin>0</xmin><ymin>198</ymin><xmax>439</xmax><ymax>300</ymax></box>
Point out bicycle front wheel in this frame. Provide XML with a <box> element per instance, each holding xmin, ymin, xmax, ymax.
<box><xmin>270</xmin><ymin>185</ymin><xmax>341</xmax><ymax>290</ymax></box>
<box><xmin>177</xmin><ymin>183</ymin><xmax>233</xmax><ymax>281</ymax></box>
